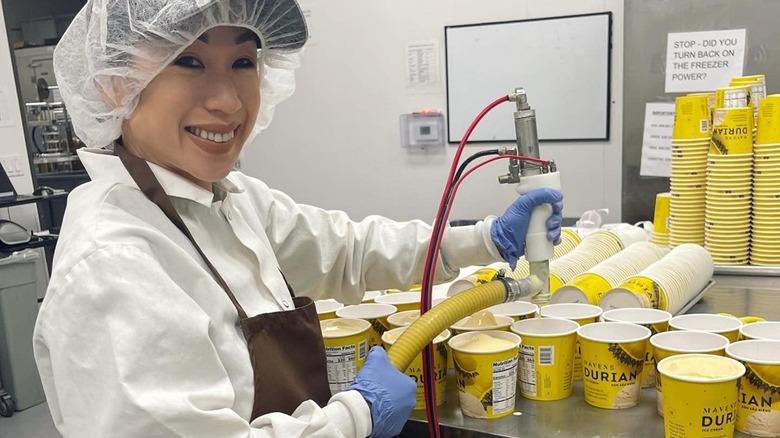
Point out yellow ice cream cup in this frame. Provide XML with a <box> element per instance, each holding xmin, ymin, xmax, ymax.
<box><xmin>382</xmin><ymin>327</ymin><xmax>450</xmax><ymax>410</ymax></box>
<box><xmin>315</xmin><ymin>300</ymin><xmax>344</xmax><ymax>321</ymax></box>
<box><xmin>336</xmin><ymin>303</ymin><xmax>397</xmax><ymax>348</ymax></box>
<box><xmin>658</xmin><ymin>354</ymin><xmax>745</xmax><ymax>438</ymax></box>
<box><xmin>320</xmin><ymin>318</ymin><xmax>371</xmax><ymax>394</ymax></box>
<box><xmin>650</xmin><ymin>330</ymin><xmax>731</xmax><ymax>417</ymax></box>
<box><xmin>739</xmin><ymin>321</ymin><xmax>780</xmax><ymax>341</ymax></box>
<box><xmin>654</xmin><ymin>192</ymin><xmax>672</xmax><ymax>235</ymax></box>
<box><xmin>447</xmin><ymin>267</ymin><xmax>499</xmax><ymax>296</ymax></box>
<box><xmin>386</xmin><ymin>309</ymin><xmax>421</xmax><ymax>328</ymax></box>
<box><xmin>726</xmin><ymin>340</ymin><xmax>780</xmax><ymax>437</ymax></box>
<box><xmin>601</xmin><ymin>308</ymin><xmax>672</xmax><ymax>388</ymax></box>
<box><xmin>673</xmin><ymin>95</ymin><xmax>711</xmax><ymax>140</ymax></box>
<box><xmin>374</xmin><ymin>292</ymin><xmax>421</xmax><ymax>312</ymax></box>
<box><xmin>577</xmin><ymin>322</ymin><xmax>651</xmax><ymax>409</ymax></box>
<box><xmin>710</xmin><ymin>107</ymin><xmax>753</xmax><ymax>155</ymax></box>
<box><xmin>669</xmin><ymin>313</ymin><xmax>743</xmax><ymax>343</ymax></box>
<box><xmin>540</xmin><ymin>303</ymin><xmax>603</xmax><ymax>381</ymax></box>
<box><xmin>449</xmin><ymin>330</ymin><xmax>521</xmax><ymax>419</ymax></box>
<box><xmin>757</xmin><ymin>96</ymin><xmax>780</xmax><ymax>144</ymax></box>
<box><xmin>511</xmin><ymin>317</ymin><xmax>579</xmax><ymax>401</ymax></box>
<box><xmin>487</xmin><ymin>301</ymin><xmax>539</xmax><ymax>321</ymax></box>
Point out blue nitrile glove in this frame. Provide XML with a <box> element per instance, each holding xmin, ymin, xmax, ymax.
<box><xmin>491</xmin><ymin>188</ymin><xmax>564</xmax><ymax>270</ymax></box>
<box><xmin>349</xmin><ymin>346</ymin><xmax>416</xmax><ymax>438</ymax></box>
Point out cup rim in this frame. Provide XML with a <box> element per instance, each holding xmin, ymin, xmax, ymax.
<box><xmin>540</xmin><ymin>303</ymin><xmax>603</xmax><ymax>320</ymax></box>
<box><xmin>382</xmin><ymin>326</ymin><xmax>450</xmax><ymax>345</ymax></box>
<box><xmin>726</xmin><ymin>339</ymin><xmax>780</xmax><ymax>364</ymax></box>
<box><xmin>315</xmin><ymin>299</ymin><xmax>344</xmax><ymax>314</ymax></box>
<box><xmin>649</xmin><ymin>330</ymin><xmax>730</xmax><ymax>352</ymax></box>
<box><xmin>737</xmin><ymin>323</ymin><xmax>780</xmax><ymax>342</ymax></box>
<box><xmin>601</xmin><ymin>308</ymin><xmax>673</xmax><ymax>325</ymax></box>
<box><xmin>320</xmin><ymin>317</ymin><xmax>371</xmax><ymax>338</ymax></box>
<box><xmin>577</xmin><ymin>322</ymin><xmax>651</xmax><ymax>343</ymax></box>
<box><xmin>336</xmin><ymin>303</ymin><xmax>398</xmax><ymax>319</ymax></box>
<box><xmin>510</xmin><ymin>317</ymin><xmax>579</xmax><ymax>338</ymax></box>
<box><xmin>374</xmin><ymin>291</ymin><xmax>422</xmax><ymax>305</ymax></box>
<box><xmin>669</xmin><ymin>313</ymin><xmax>743</xmax><ymax>332</ymax></box>
<box><xmin>657</xmin><ymin>354</ymin><xmax>745</xmax><ymax>383</ymax></box>
<box><xmin>451</xmin><ymin>314</ymin><xmax>515</xmax><ymax>331</ymax></box>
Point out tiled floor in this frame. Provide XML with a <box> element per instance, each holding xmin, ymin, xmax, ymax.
<box><xmin>0</xmin><ymin>402</ymin><xmax>60</xmax><ymax>437</ymax></box>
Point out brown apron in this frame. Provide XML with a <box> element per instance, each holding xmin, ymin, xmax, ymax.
<box><xmin>114</xmin><ymin>143</ymin><xmax>332</xmax><ymax>419</ymax></box>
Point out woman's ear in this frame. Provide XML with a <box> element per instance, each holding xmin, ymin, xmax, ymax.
<box><xmin>94</xmin><ymin>75</ymin><xmax>130</xmax><ymax>109</ymax></box>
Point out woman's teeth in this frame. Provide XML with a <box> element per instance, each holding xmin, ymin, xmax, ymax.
<box><xmin>187</xmin><ymin>127</ymin><xmax>235</xmax><ymax>143</ymax></box>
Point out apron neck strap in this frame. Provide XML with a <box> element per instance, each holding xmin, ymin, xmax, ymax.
<box><xmin>114</xmin><ymin>143</ymin><xmax>249</xmax><ymax>320</ymax></box>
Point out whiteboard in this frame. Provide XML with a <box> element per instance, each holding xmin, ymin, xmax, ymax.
<box><xmin>445</xmin><ymin>12</ymin><xmax>612</xmax><ymax>143</ymax></box>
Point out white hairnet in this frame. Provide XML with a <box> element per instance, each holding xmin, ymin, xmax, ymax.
<box><xmin>54</xmin><ymin>0</ymin><xmax>308</xmax><ymax>148</ymax></box>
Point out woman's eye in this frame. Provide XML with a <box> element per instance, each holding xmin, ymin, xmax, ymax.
<box><xmin>174</xmin><ymin>56</ymin><xmax>204</xmax><ymax>69</ymax></box>
<box><xmin>233</xmin><ymin>57</ymin><xmax>257</xmax><ymax>69</ymax></box>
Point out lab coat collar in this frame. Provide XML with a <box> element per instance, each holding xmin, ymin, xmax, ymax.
<box><xmin>78</xmin><ymin>148</ymin><xmax>244</xmax><ymax>207</ymax></box>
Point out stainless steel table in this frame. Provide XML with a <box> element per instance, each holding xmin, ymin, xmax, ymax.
<box><xmin>401</xmin><ymin>274</ymin><xmax>779</xmax><ymax>437</ymax></box>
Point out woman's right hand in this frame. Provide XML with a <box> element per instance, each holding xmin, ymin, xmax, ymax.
<box><xmin>349</xmin><ymin>346</ymin><xmax>416</xmax><ymax>438</ymax></box>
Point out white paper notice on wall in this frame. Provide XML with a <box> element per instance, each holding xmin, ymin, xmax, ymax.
<box><xmin>405</xmin><ymin>40</ymin><xmax>440</xmax><ymax>95</ymax></box>
<box><xmin>640</xmin><ymin>103</ymin><xmax>676</xmax><ymax>178</ymax></box>
<box><xmin>665</xmin><ymin>29</ymin><xmax>746</xmax><ymax>93</ymax></box>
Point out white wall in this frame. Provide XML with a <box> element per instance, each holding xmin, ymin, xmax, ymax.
<box><xmin>245</xmin><ymin>0</ymin><xmax>624</xmax><ymax>223</ymax></box>
<box><xmin>0</xmin><ymin>0</ymin><xmax>38</xmax><ymax>231</ymax></box>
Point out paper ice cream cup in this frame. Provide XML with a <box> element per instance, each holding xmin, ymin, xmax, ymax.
<box><xmin>739</xmin><ymin>322</ymin><xmax>780</xmax><ymax>341</ymax></box>
<box><xmin>361</xmin><ymin>290</ymin><xmax>382</xmax><ymax>303</ymax></box>
<box><xmin>387</xmin><ymin>309</ymin><xmax>421</xmax><ymax>328</ymax></box>
<box><xmin>670</xmin><ymin>313</ymin><xmax>743</xmax><ymax>343</ymax></box>
<box><xmin>673</xmin><ymin>95</ymin><xmax>711</xmax><ymax>139</ymax></box>
<box><xmin>658</xmin><ymin>354</ymin><xmax>745</xmax><ymax>438</ymax></box>
<box><xmin>449</xmin><ymin>330</ymin><xmax>521</xmax><ymax>419</ymax></box>
<box><xmin>382</xmin><ymin>327</ymin><xmax>450</xmax><ymax>410</ymax></box>
<box><xmin>447</xmin><ymin>267</ymin><xmax>499</xmax><ymax>296</ymax></box>
<box><xmin>320</xmin><ymin>318</ymin><xmax>371</xmax><ymax>394</ymax></box>
<box><xmin>577</xmin><ymin>322</ymin><xmax>651</xmax><ymax>409</ymax></box>
<box><xmin>654</xmin><ymin>192</ymin><xmax>672</xmax><ymax>235</ymax></box>
<box><xmin>650</xmin><ymin>330</ymin><xmax>731</xmax><ymax>416</ymax></box>
<box><xmin>540</xmin><ymin>303</ymin><xmax>603</xmax><ymax>381</ymax></box>
<box><xmin>710</xmin><ymin>107</ymin><xmax>754</xmax><ymax>155</ymax></box>
<box><xmin>315</xmin><ymin>300</ymin><xmax>344</xmax><ymax>321</ymax></box>
<box><xmin>726</xmin><ymin>340</ymin><xmax>780</xmax><ymax>437</ymax></box>
<box><xmin>601</xmin><ymin>308</ymin><xmax>672</xmax><ymax>388</ymax></box>
<box><xmin>488</xmin><ymin>301</ymin><xmax>539</xmax><ymax>321</ymax></box>
<box><xmin>511</xmin><ymin>317</ymin><xmax>579</xmax><ymax>401</ymax></box>
<box><xmin>375</xmin><ymin>292</ymin><xmax>422</xmax><ymax>312</ymax></box>
<box><xmin>336</xmin><ymin>303</ymin><xmax>397</xmax><ymax>348</ymax></box>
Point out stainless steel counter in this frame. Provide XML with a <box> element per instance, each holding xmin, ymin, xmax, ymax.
<box><xmin>401</xmin><ymin>275</ymin><xmax>780</xmax><ymax>437</ymax></box>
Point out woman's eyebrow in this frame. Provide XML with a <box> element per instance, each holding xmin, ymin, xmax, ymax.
<box><xmin>236</xmin><ymin>31</ymin><xmax>260</xmax><ymax>46</ymax></box>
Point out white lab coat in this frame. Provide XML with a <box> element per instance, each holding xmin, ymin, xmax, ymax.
<box><xmin>33</xmin><ymin>148</ymin><xmax>502</xmax><ymax>438</ymax></box>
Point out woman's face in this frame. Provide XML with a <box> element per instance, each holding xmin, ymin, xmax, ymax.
<box><xmin>122</xmin><ymin>26</ymin><xmax>261</xmax><ymax>190</ymax></box>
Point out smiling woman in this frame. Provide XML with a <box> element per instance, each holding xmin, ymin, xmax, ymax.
<box><xmin>122</xmin><ymin>26</ymin><xmax>261</xmax><ymax>189</ymax></box>
<box><xmin>32</xmin><ymin>1</ymin><xmax>564</xmax><ymax>438</ymax></box>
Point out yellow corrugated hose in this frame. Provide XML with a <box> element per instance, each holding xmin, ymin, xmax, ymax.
<box><xmin>386</xmin><ymin>281</ymin><xmax>508</xmax><ymax>371</ymax></box>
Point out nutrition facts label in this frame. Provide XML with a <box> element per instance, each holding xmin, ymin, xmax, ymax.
<box><xmin>325</xmin><ymin>341</ymin><xmax>366</xmax><ymax>392</ymax></box>
<box><xmin>492</xmin><ymin>356</ymin><xmax>518</xmax><ymax>414</ymax></box>
<box><xmin>519</xmin><ymin>344</ymin><xmax>537</xmax><ymax>396</ymax></box>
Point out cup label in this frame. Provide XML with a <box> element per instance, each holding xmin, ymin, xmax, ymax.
<box><xmin>735</xmin><ymin>362</ymin><xmax>780</xmax><ymax>436</ymax></box>
<box><xmin>581</xmin><ymin>340</ymin><xmax>645</xmax><ymax>409</ymax></box>
<box><xmin>455</xmin><ymin>351</ymin><xmax>518</xmax><ymax>418</ymax></box>
<box><xmin>325</xmin><ymin>341</ymin><xmax>367</xmax><ymax>393</ymax></box>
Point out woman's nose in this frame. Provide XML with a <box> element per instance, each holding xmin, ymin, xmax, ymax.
<box><xmin>203</xmin><ymin>76</ymin><xmax>242</xmax><ymax>115</ymax></box>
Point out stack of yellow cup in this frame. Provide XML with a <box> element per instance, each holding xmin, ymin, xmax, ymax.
<box><xmin>652</xmin><ymin>192</ymin><xmax>671</xmax><ymax>246</ymax></box>
<box><xmin>705</xmin><ymin>106</ymin><xmax>754</xmax><ymax>265</ymax></box>
<box><xmin>670</xmin><ymin>94</ymin><xmax>711</xmax><ymax>247</ymax></box>
<box><xmin>478</xmin><ymin>227</ymin><xmax>581</xmax><ymax>288</ymax></box>
<box><xmin>752</xmin><ymin>95</ymin><xmax>780</xmax><ymax>265</ymax></box>
<box><xmin>600</xmin><ymin>243</ymin><xmax>714</xmax><ymax>314</ymax></box>
<box><xmin>551</xmin><ymin>241</ymin><xmax>666</xmax><ymax>305</ymax></box>
<box><xmin>548</xmin><ymin>230</ymin><xmax>624</xmax><ymax>292</ymax></box>
<box><xmin>726</xmin><ymin>339</ymin><xmax>780</xmax><ymax>437</ymax></box>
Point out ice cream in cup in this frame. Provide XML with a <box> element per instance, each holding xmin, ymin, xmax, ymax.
<box><xmin>657</xmin><ymin>354</ymin><xmax>745</xmax><ymax>438</ymax></box>
<box><xmin>540</xmin><ymin>303</ymin><xmax>603</xmax><ymax>380</ymax></box>
<box><xmin>488</xmin><ymin>301</ymin><xmax>539</xmax><ymax>321</ymax></box>
<box><xmin>320</xmin><ymin>318</ymin><xmax>371</xmax><ymax>394</ymax></box>
<box><xmin>650</xmin><ymin>330</ymin><xmax>731</xmax><ymax>416</ymax></box>
<box><xmin>577</xmin><ymin>322</ymin><xmax>651</xmax><ymax>409</ymax></box>
<box><xmin>511</xmin><ymin>317</ymin><xmax>579</xmax><ymax>401</ymax></box>
<box><xmin>449</xmin><ymin>330</ymin><xmax>521</xmax><ymax>419</ymax></box>
<box><xmin>726</xmin><ymin>340</ymin><xmax>780</xmax><ymax>437</ymax></box>
<box><xmin>450</xmin><ymin>310</ymin><xmax>514</xmax><ymax>335</ymax></box>
<box><xmin>315</xmin><ymin>299</ymin><xmax>344</xmax><ymax>321</ymax></box>
<box><xmin>382</xmin><ymin>327</ymin><xmax>451</xmax><ymax>410</ymax></box>
<box><xmin>387</xmin><ymin>309</ymin><xmax>421</xmax><ymax>328</ymax></box>
<box><xmin>601</xmin><ymin>308</ymin><xmax>672</xmax><ymax>388</ymax></box>
<box><xmin>336</xmin><ymin>303</ymin><xmax>397</xmax><ymax>348</ymax></box>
